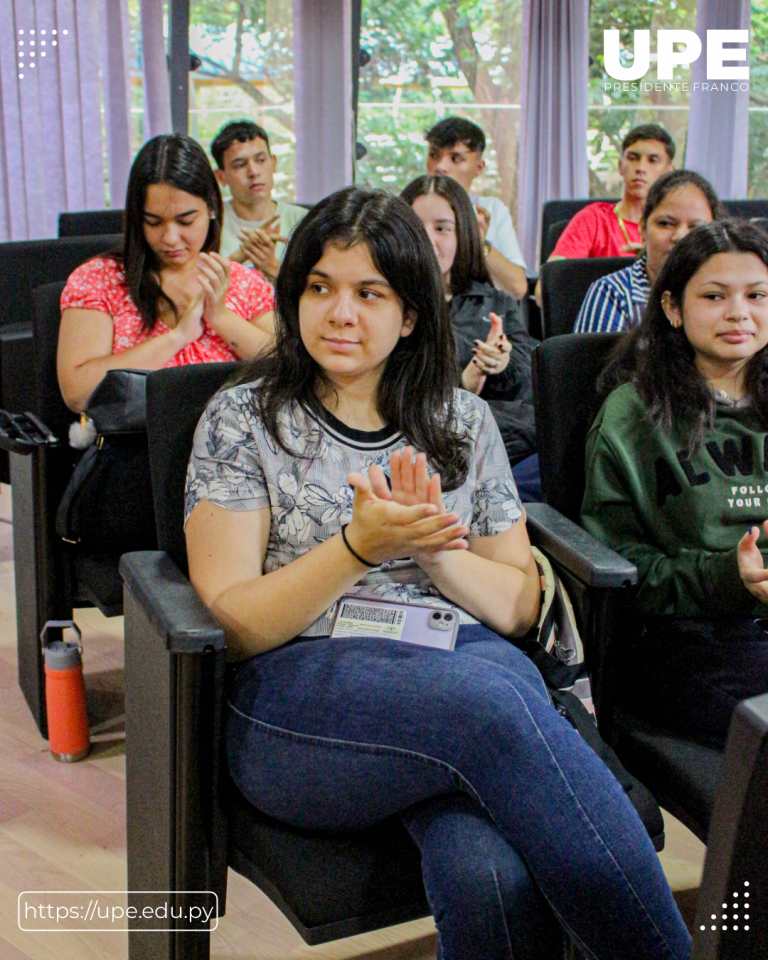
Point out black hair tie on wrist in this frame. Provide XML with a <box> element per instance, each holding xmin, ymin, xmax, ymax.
<box><xmin>341</xmin><ymin>523</ymin><xmax>378</xmax><ymax>567</ymax></box>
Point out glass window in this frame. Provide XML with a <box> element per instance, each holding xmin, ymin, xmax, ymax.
<box><xmin>184</xmin><ymin>0</ymin><xmax>296</xmax><ymax>200</ymax></box>
<box><xmin>128</xmin><ymin>0</ymin><xmax>146</xmax><ymax>156</ymax></box>
<box><xmin>749</xmin><ymin>1</ymin><xmax>768</xmax><ymax>197</ymax></box>
<box><xmin>357</xmin><ymin>1</ymin><xmax>523</xmax><ymax>219</ymax></box>
<box><xmin>588</xmin><ymin>0</ymin><xmax>697</xmax><ymax>198</ymax></box>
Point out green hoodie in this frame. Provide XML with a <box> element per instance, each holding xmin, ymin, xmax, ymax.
<box><xmin>581</xmin><ymin>382</ymin><xmax>768</xmax><ymax>618</ymax></box>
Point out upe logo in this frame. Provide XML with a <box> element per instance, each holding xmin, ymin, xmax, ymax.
<box><xmin>604</xmin><ymin>30</ymin><xmax>749</xmax><ymax>81</ymax></box>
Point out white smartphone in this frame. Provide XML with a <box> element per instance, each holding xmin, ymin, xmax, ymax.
<box><xmin>330</xmin><ymin>595</ymin><xmax>459</xmax><ymax>651</ymax></box>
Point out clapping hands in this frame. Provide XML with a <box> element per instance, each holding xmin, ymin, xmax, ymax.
<box><xmin>344</xmin><ymin>447</ymin><xmax>469</xmax><ymax>567</ymax></box>
<box><xmin>476</xmin><ymin>204</ymin><xmax>491</xmax><ymax>243</ymax></box>
<box><xmin>174</xmin><ymin>290</ymin><xmax>205</xmax><ymax>346</ymax></box>
<box><xmin>197</xmin><ymin>251</ymin><xmax>232</xmax><ymax>329</ymax></box>
<box><xmin>461</xmin><ymin>312</ymin><xmax>512</xmax><ymax>395</ymax></box>
<box><xmin>738</xmin><ymin>520</ymin><xmax>768</xmax><ymax>604</ymax></box>
<box><xmin>237</xmin><ymin>214</ymin><xmax>286</xmax><ymax>280</ymax></box>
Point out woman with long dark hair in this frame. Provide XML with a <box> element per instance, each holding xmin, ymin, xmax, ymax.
<box><xmin>185</xmin><ymin>186</ymin><xmax>691</xmax><ymax>960</ymax></box>
<box><xmin>58</xmin><ymin>134</ymin><xmax>275</xmax><ymax>412</ymax></box>
<box><xmin>582</xmin><ymin>219</ymin><xmax>768</xmax><ymax>747</ymax></box>
<box><xmin>575</xmin><ymin>169</ymin><xmax>726</xmax><ymax>333</ymax></box>
<box><xmin>401</xmin><ymin>174</ymin><xmax>539</xmax><ymax>497</ymax></box>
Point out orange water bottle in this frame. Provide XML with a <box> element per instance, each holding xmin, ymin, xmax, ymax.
<box><xmin>41</xmin><ymin>620</ymin><xmax>90</xmax><ymax>762</ymax></box>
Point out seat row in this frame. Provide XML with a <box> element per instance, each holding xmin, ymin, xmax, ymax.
<box><xmin>53</xmin><ymin>196</ymin><xmax>768</xmax><ymax>265</ymax></box>
<box><xmin>0</xmin><ymin>270</ymin><xmax>762</xmax><ymax>958</ymax></box>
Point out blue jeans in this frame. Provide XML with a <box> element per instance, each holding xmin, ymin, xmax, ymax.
<box><xmin>401</xmin><ymin>793</ymin><xmax>564</xmax><ymax>960</ymax></box>
<box><xmin>511</xmin><ymin>453</ymin><xmax>541</xmax><ymax>503</ymax></box>
<box><xmin>227</xmin><ymin>625</ymin><xmax>691</xmax><ymax>960</ymax></box>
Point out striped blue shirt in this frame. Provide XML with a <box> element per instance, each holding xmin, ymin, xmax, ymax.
<box><xmin>574</xmin><ymin>255</ymin><xmax>651</xmax><ymax>333</ymax></box>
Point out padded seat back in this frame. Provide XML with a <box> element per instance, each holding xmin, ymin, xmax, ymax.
<box><xmin>32</xmin><ymin>282</ymin><xmax>71</xmax><ymax>439</ymax></box>
<box><xmin>0</xmin><ymin>234</ymin><xmax>121</xmax><ymax>330</ymax></box>
<box><xmin>541</xmin><ymin>219</ymin><xmax>569</xmax><ymax>263</ymax></box>
<box><xmin>532</xmin><ymin>333</ymin><xmax>621</xmax><ymax>522</ymax></box>
<box><xmin>58</xmin><ymin>210</ymin><xmax>124</xmax><ymax>237</ymax></box>
<box><xmin>540</xmin><ymin>256</ymin><xmax>628</xmax><ymax>338</ymax></box>
<box><xmin>146</xmin><ymin>363</ymin><xmax>240</xmax><ymax>574</ymax></box>
<box><xmin>540</xmin><ymin>199</ymin><xmax>619</xmax><ymax>266</ymax></box>
<box><xmin>723</xmin><ymin>199</ymin><xmax>768</xmax><ymax>220</ymax></box>
<box><xmin>693</xmin><ymin>692</ymin><xmax>768</xmax><ymax>958</ymax></box>
<box><xmin>539</xmin><ymin>199</ymin><xmax>768</xmax><ymax>269</ymax></box>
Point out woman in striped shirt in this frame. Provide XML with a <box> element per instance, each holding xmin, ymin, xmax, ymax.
<box><xmin>574</xmin><ymin>170</ymin><xmax>724</xmax><ymax>334</ymax></box>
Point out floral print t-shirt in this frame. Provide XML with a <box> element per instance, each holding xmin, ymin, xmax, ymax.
<box><xmin>61</xmin><ymin>256</ymin><xmax>274</xmax><ymax>366</ymax></box>
<box><xmin>185</xmin><ymin>384</ymin><xmax>523</xmax><ymax>635</ymax></box>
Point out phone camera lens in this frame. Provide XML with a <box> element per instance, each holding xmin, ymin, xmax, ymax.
<box><xmin>434</xmin><ymin>612</ymin><xmax>442</xmax><ymax>619</ymax></box>
<box><xmin>445</xmin><ymin>613</ymin><xmax>453</xmax><ymax>621</ymax></box>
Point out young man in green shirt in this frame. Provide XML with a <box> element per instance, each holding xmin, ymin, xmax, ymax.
<box><xmin>211</xmin><ymin>120</ymin><xmax>307</xmax><ymax>283</ymax></box>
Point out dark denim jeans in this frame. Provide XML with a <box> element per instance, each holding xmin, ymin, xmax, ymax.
<box><xmin>511</xmin><ymin>453</ymin><xmax>542</xmax><ymax>503</ymax></box>
<box><xmin>622</xmin><ymin>617</ymin><xmax>768</xmax><ymax>749</ymax></box>
<box><xmin>401</xmin><ymin>793</ymin><xmax>564</xmax><ymax>960</ymax></box>
<box><xmin>227</xmin><ymin>625</ymin><xmax>691</xmax><ymax>960</ymax></box>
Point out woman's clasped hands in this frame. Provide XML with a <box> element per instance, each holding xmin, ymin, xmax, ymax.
<box><xmin>170</xmin><ymin>289</ymin><xmax>205</xmax><ymax>348</ymax></box>
<box><xmin>345</xmin><ymin>447</ymin><xmax>469</xmax><ymax>567</ymax></box>
<box><xmin>237</xmin><ymin>214</ymin><xmax>286</xmax><ymax>280</ymax></box>
<box><xmin>166</xmin><ymin>251</ymin><xmax>234</xmax><ymax>348</ymax></box>
<box><xmin>165</xmin><ymin>251</ymin><xmax>237</xmax><ymax>351</ymax></box>
<box><xmin>197</xmin><ymin>251</ymin><xmax>232</xmax><ymax>327</ymax></box>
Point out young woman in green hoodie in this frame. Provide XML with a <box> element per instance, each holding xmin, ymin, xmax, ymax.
<box><xmin>582</xmin><ymin>219</ymin><xmax>768</xmax><ymax>748</ymax></box>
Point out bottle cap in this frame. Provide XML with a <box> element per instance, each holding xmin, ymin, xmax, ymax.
<box><xmin>43</xmin><ymin>640</ymin><xmax>82</xmax><ymax>671</ymax></box>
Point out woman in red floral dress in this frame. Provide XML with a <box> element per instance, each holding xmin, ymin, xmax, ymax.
<box><xmin>58</xmin><ymin>134</ymin><xmax>275</xmax><ymax>412</ymax></box>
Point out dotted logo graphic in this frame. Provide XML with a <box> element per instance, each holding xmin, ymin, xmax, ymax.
<box><xmin>17</xmin><ymin>28</ymin><xmax>68</xmax><ymax>80</ymax></box>
<box><xmin>700</xmin><ymin>881</ymin><xmax>751</xmax><ymax>933</ymax></box>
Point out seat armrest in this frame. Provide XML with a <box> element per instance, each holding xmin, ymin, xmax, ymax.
<box><xmin>0</xmin><ymin>321</ymin><xmax>32</xmax><ymax>339</ymax></box>
<box><xmin>0</xmin><ymin>323</ymin><xmax>34</xmax><ymax>414</ymax></box>
<box><xmin>122</xmin><ymin>550</ymin><xmax>230</xmax><ymax>927</ymax></box>
<box><xmin>120</xmin><ymin>551</ymin><xmax>225</xmax><ymax>654</ymax></box>
<box><xmin>692</xmin><ymin>693</ymin><xmax>768</xmax><ymax>959</ymax></box>
<box><xmin>526</xmin><ymin>502</ymin><xmax>637</xmax><ymax>589</ymax></box>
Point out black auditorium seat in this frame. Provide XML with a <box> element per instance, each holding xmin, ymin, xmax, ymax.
<box><xmin>539</xmin><ymin>256</ymin><xmax>628</xmax><ymax>338</ymax></box>
<box><xmin>539</xmin><ymin>198</ymin><xmax>619</xmax><ymax>267</ymax></box>
<box><xmin>10</xmin><ymin>281</ymin><xmax>152</xmax><ymax>738</ymax></box>
<box><xmin>119</xmin><ymin>360</ymin><xmax>658</xmax><ymax>958</ymax></box>
<box><xmin>58</xmin><ymin>209</ymin><xmax>124</xmax><ymax>237</ymax></box>
<box><xmin>532</xmin><ymin>333</ymin><xmax>724</xmax><ymax>841</ymax></box>
<box><xmin>0</xmin><ymin>233</ymin><xmax>121</xmax><ymax>481</ymax></box>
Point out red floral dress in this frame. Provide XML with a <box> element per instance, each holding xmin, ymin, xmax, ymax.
<box><xmin>60</xmin><ymin>257</ymin><xmax>274</xmax><ymax>366</ymax></box>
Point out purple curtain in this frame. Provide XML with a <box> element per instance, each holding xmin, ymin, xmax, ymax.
<box><xmin>100</xmin><ymin>0</ymin><xmax>132</xmax><ymax>208</ymax></box>
<box><xmin>685</xmin><ymin>0</ymin><xmax>750</xmax><ymax>199</ymax></box>
<box><xmin>140</xmin><ymin>0</ymin><xmax>171</xmax><ymax>140</ymax></box>
<box><xmin>57</xmin><ymin>0</ymin><xmax>104</xmax><ymax>217</ymax></box>
<box><xmin>517</xmin><ymin>0</ymin><xmax>590</xmax><ymax>269</ymax></box>
<box><xmin>292</xmin><ymin>0</ymin><xmax>353</xmax><ymax>203</ymax></box>
<box><xmin>0</xmin><ymin>0</ymin><xmax>133</xmax><ymax>240</ymax></box>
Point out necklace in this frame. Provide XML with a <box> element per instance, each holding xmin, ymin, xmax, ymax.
<box><xmin>612</xmin><ymin>202</ymin><xmax>633</xmax><ymax>249</ymax></box>
<box><xmin>713</xmin><ymin>386</ymin><xmax>746</xmax><ymax>405</ymax></box>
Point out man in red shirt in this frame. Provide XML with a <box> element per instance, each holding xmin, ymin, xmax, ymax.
<box><xmin>534</xmin><ymin>124</ymin><xmax>675</xmax><ymax>305</ymax></box>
